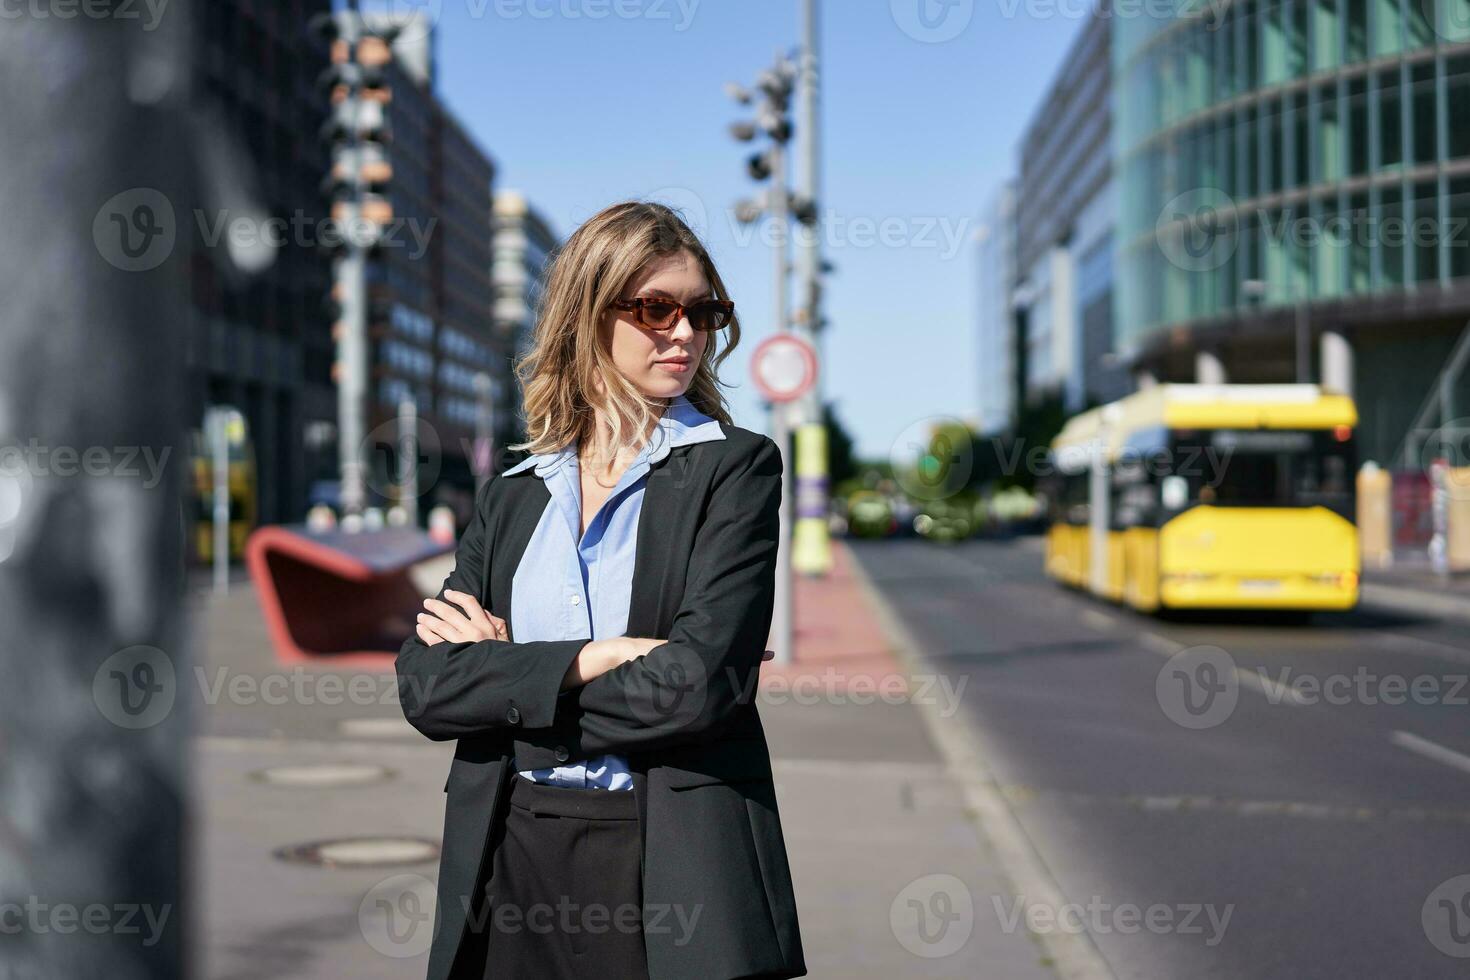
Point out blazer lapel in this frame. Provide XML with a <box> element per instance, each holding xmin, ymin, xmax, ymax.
<box><xmin>625</xmin><ymin>446</ymin><xmax>689</xmax><ymax>641</ymax></box>
<box><xmin>485</xmin><ymin>477</ymin><xmax>551</xmax><ymax>642</ymax></box>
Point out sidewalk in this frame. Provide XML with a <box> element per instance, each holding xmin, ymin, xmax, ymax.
<box><xmin>190</xmin><ymin>541</ymin><xmax>1058</xmax><ymax>979</ymax></box>
<box><xmin>1360</xmin><ymin>552</ymin><xmax>1470</xmax><ymax>621</ymax></box>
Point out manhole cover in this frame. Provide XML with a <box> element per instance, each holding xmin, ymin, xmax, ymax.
<box><xmin>251</xmin><ymin>763</ymin><xmax>394</xmax><ymax>787</ymax></box>
<box><xmin>338</xmin><ymin>717</ymin><xmax>420</xmax><ymax>739</ymax></box>
<box><xmin>274</xmin><ymin>836</ymin><xmax>440</xmax><ymax>869</ymax></box>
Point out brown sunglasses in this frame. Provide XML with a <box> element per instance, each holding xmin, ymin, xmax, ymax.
<box><xmin>612</xmin><ymin>296</ymin><xmax>735</xmax><ymax>333</ymax></box>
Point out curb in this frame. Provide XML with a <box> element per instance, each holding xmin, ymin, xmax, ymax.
<box><xmin>842</xmin><ymin>543</ymin><xmax>1117</xmax><ymax>980</ymax></box>
<box><xmin>1361</xmin><ymin>582</ymin><xmax>1470</xmax><ymax>623</ymax></box>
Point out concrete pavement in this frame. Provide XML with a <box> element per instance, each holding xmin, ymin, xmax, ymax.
<box><xmin>188</xmin><ymin>540</ymin><xmax>1059</xmax><ymax>979</ymax></box>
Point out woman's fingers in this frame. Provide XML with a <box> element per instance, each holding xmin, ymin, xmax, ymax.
<box><xmin>417</xmin><ymin>618</ymin><xmax>458</xmax><ymax>645</ymax></box>
<box><xmin>444</xmin><ymin>589</ymin><xmax>499</xmax><ymax>637</ymax></box>
<box><xmin>423</xmin><ymin>596</ymin><xmax>472</xmax><ymax>635</ymax></box>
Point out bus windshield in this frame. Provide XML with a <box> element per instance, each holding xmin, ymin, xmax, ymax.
<box><xmin>1171</xmin><ymin>428</ymin><xmax>1355</xmax><ymax>514</ymax></box>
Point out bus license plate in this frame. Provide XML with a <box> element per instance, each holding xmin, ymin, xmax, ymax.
<box><xmin>1240</xmin><ymin>579</ymin><xmax>1281</xmax><ymax>592</ymax></box>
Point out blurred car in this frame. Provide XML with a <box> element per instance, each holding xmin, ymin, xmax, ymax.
<box><xmin>914</xmin><ymin>494</ymin><xmax>977</xmax><ymax>543</ymax></box>
<box><xmin>845</xmin><ymin>489</ymin><xmax>899</xmax><ymax>538</ymax></box>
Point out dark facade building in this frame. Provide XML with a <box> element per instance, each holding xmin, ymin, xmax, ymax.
<box><xmin>187</xmin><ymin>8</ymin><xmax>500</xmax><ymax>537</ymax></box>
<box><xmin>187</xmin><ymin>0</ymin><xmax>334</xmax><ymax>529</ymax></box>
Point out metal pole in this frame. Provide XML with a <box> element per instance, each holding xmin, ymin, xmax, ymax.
<box><xmin>0</xmin><ymin>6</ymin><xmax>190</xmax><ymax>978</ymax></box>
<box><xmin>770</xmin><ymin>135</ymin><xmax>793</xmax><ymax>666</ymax></box>
<box><xmin>337</xmin><ymin>5</ymin><xmax>368</xmax><ymax>523</ymax></box>
<box><xmin>397</xmin><ymin>398</ymin><xmax>419</xmax><ymax>527</ymax></box>
<box><xmin>791</xmin><ymin>0</ymin><xmax>833</xmax><ymax>578</ymax></box>
<box><xmin>474</xmin><ymin>371</ymin><xmax>496</xmax><ymax>494</ymax></box>
<box><xmin>210</xmin><ymin>408</ymin><xmax>231</xmax><ymax>594</ymax></box>
<box><xmin>1295</xmin><ymin>297</ymin><xmax>1310</xmax><ymax>383</ymax></box>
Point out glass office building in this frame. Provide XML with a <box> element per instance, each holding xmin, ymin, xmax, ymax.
<box><xmin>1114</xmin><ymin>0</ymin><xmax>1470</xmax><ymax>460</ymax></box>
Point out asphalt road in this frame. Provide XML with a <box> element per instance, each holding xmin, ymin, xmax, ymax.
<box><xmin>850</xmin><ymin>535</ymin><xmax>1470</xmax><ymax>980</ymax></box>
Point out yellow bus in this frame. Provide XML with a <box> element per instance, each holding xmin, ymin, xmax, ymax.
<box><xmin>1044</xmin><ymin>384</ymin><xmax>1359</xmax><ymax>612</ymax></box>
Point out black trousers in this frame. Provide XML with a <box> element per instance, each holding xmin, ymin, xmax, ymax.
<box><xmin>453</xmin><ymin>774</ymin><xmax>650</xmax><ymax>980</ymax></box>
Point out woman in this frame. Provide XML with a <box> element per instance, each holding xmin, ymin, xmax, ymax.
<box><xmin>397</xmin><ymin>201</ymin><xmax>807</xmax><ymax>980</ymax></box>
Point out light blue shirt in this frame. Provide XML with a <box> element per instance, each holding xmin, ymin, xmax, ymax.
<box><xmin>500</xmin><ymin>392</ymin><xmax>726</xmax><ymax>789</ymax></box>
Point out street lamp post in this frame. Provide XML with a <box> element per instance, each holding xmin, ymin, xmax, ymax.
<box><xmin>726</xmin><ymin>53</ymin><xmax>801</xmax><ymax>664</ymax></box>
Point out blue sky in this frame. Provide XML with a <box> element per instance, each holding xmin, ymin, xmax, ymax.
<box><xmin>421</xmin><ymin>0</ymin><xmax>1086</xmax><ymax>460</ymax></box>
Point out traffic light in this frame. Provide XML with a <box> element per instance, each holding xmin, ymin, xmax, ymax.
<box><xmin>308</xmin><ymin>10</ymin><xmax>403</xmax><ymax>520</ymax></box>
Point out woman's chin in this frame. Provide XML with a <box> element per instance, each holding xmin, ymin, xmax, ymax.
<box><xmin>640</xmin><ymin>375</ymin><xmax>688</xmax><ymax>398</ymax></box>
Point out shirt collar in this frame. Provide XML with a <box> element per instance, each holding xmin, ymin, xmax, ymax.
<box><xmin>501</xmin><ymin>392</ymin><xmax>725</xmax><ymax>479</ymax></box>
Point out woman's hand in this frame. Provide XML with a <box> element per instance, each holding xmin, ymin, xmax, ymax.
<box><xmin>416</xmin><ymin>589</ymin><xmax>508</xmax><ymax>646</ymax></box>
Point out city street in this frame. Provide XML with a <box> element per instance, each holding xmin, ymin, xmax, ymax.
<box><xmin>852</xmin><ymin>535</ymin><xmax>1470</xmax><ymax>979</ymax></box>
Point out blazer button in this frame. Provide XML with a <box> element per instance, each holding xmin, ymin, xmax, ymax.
<box><xmin>554</xmin><ymin>746</ymin><xmax>570</xmax><ymax>763</ymax></box>
<box><xmin>506</xmin><ymin>706</ymin><xmax>521</xmax><ymax>725</ymax></box>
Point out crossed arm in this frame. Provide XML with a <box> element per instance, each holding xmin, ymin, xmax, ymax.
<box><xmin>395</xmin><ymin>435</ymin><xmax>783</xmax><ymax>755</ymax></box>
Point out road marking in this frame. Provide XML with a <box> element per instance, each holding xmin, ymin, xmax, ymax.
<box><xmin>846</xmin><ymin>547</ymin><xmax>1117</xmax><ymax>980</ymax></box>
<box><xmin>1139</xmin><ymin>632</ymin><xmax>1179</xmax><ymax>656</ymax></box>
<box><xmin>1140</xmin><ymin>633</ymin><xmax>1307</xmax><ymax>706</ymax></box>
<box><xmin>1234</xmin><ymin>666</ymin><xmax>1309</xmax><ymax>706</ymax></box>
<box><xmin>1391</xmin><ymin>730</ymin><xmax>1470</xmax><ymax>777</ymax></box>
<box><xmin>1368</xmin><ymin>629</ymin><xmax>1470</xmax><ymax>668</ymax></box>
<box><xmin>1081</xmin><ymin>609</ymin><xmax>1118</xmax><ymax>631</ymax></box>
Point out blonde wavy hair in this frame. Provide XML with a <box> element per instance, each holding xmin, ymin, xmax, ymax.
<box><xmin>509</xmin><ymin>200</ymin><xmax>742</xmax><ymax>463</ymax></box>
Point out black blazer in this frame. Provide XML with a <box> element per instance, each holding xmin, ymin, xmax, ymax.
<box><xmin>396</xmin><ymin>424</ymin><xmax>807</xmax><ymax>980</ymax></box>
